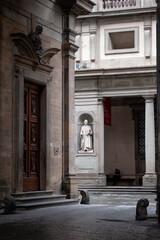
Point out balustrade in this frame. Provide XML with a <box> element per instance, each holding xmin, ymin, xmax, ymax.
<box><xmin>99</xmin><ymin>0</ymin><xmax>156</xmax><ymax>10</ymax></box>
<box><xmin>103</xmin><ymin>0</ymin><xmax>136</xmax><ymax>9</ymax></box>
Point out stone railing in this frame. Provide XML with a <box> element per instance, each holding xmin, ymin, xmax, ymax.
<box><xmin>103</xmin><ymin>0</ymin><xmax>136</xmax><ymax>9</ymax></box>
<box><xmin>91</xmin><ymin>0</ymin><xmax>157</xmax><ymax>12</ymax></box>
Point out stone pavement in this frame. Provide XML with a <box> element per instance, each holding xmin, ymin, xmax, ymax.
<box><xmin>0</xmin><ymin>203</ymin><xmax>160</xmax><ymax>240</ymax></box>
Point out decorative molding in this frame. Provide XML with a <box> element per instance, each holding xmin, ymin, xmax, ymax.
<box><xmin>75</xmin><ymin>66</ymin><xmax>157</xmax><ymax>79</ymax></box>
<box><xmin>63</xmin><ymin>43</ymin><xmax>79</xmax><ymax>59</ymax></box>
<box><xmin>77</xmin><ymin>8</ymin><xmax>156</xmax><ymax>19</ymax></box>
<box><xmin>105</xmin><ymin>27</ymin><xmax>139</xmax><ymax>55</ymax></box>
<box><xmin>40</xmin><ymin>48</ymin><xmax>60</xmax><ymax>65</ymax></box>
<box><xmin>14</xmin><ymin>65</ymin><xmax>23</xmax><ymax>76</ymax></box>
<box><xmin>58</xmin><ymin>0</ymin><xmax>95</xmax><ymax>16</ymax></box>
<box><xmin>103</xmin><ymin>0</ymin><xmax>136</xmax><ymax>9</ymax></box>
<box><xmin>63</xmin><ymin>29</ymin><xmax>77</xmax><ymax>39</ymax></box>
<box><xmin>76</xmin><ymin>110</ymin><xmax>96</xmax><ymax>122</ymax></box>
<box><xmin>47</xmin><ymin>76</ymin><xmax>52</xmax><ymax>83</ymax></box>
<box><xmin>143</xmin><ymin>95</ymin><xmax>155</xmax><ymax>102</ymax></box>
<box><xmin>11</xmin><ymin>32</ymin><xmax>60</xmax><ymax>72</ymax></box>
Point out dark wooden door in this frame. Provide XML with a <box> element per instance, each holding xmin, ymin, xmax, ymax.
<box><xmin>23</xmin><ymin>83</ymin><xmax>40</xmax><ymax>191</ymax></box>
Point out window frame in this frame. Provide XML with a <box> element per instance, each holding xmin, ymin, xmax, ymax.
<box><xmin>105</xmin><ymin>27</ymin><xmax>139</xmax><ymax>55</ymax></box>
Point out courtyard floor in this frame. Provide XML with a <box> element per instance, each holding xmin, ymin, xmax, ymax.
<box><xmin>0</xmin><ymin>201</ymin><xmax>160</xmax><ymax>240</ymax></box>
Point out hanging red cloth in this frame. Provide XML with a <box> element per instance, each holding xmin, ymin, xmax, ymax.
<box><xmin>104</xmin><ymin>98</ymin><xmax>111</xmax><ymax>126</ymax></box>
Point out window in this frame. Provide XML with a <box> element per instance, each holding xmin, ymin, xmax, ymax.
<box><xmin>105</xmin><ymin>27</ymin><xmax>139</xmax><ymax>55</ymax></box>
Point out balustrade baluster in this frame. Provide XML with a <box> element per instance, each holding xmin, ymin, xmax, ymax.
<box><xmin>102</xmin><ymin>0</ymin><xmax>136</xmax><ymax>9</ymax></box>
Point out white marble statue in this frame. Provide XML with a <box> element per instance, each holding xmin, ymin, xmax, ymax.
<box><xmin>80</xmin><ymin>119</ymin><xmax>93</xmax><ymax>152</ymax></box>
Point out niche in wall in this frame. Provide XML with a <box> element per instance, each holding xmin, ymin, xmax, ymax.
<box><xmin>77</xmin><ymin>113</ymin><xmax>94</xmax><ymax>154</ymax></box>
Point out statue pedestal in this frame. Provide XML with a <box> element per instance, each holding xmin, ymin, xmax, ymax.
<box><xmin>77</xmin><ymin>173</ymin><xmax>106</xmax><ymax>188</ymax></box>
<box><xmin>78</xmin><ymin>150</ymin><xmax>93</xmax><ymax>154</ymax></box>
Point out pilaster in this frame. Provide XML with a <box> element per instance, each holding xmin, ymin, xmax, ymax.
<box><xmin>97</xmin><ymin>98</ymin><xmax>106</xmax><ymax>185</ymax></box>
<box><xmin>62</xmin><ymin>16</ymin><xmax>79</xmax><ymax>199</ymax></box>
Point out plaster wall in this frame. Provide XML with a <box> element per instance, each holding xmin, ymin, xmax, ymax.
<box><xmin>104</xmin><ymin>105</ymin><xmax>135</xmax><ymax>176</ymax></box>
<box><xmin>99</xmin><ymin>21</ymin><xmax>144</xmax><ymax>66</ymax></box>
<box><xmin>75</xmin><ymin>11</ymin><xmax>156</xmax><ymax>70</ymax></box>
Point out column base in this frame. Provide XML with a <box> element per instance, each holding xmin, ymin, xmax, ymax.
<box><xmin>143</xmin><ymin>173</ymin><xmax>157</xmax><ymax>187</ymax></box>
<box><xmin>63</xmin><ymin>175</ymin><xmax>78</xmax><ymax>199</ymax></box>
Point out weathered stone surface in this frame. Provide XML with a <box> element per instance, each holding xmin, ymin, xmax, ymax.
<box><xmin>136</xmin><ymin>198</ymin><xmax>149</xmax><ymax>221</ymax></box>
<box><xmin>80</xmin><ymin>190</ymin><xmax>90</xmax><ymax>204</ymax></box>
<box><xmin>0</xmin><ymin>0</ymin><xmax>93</xmax><ymax>201</ymax></box>
<box><xmin>3</xmin><ymin>196</ymin><xmax>16</xmax><ymax>214</ymax></box>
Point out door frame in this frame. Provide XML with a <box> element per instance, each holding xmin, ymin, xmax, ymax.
<box><xmin>13</xmin><ymin>66</ymin><xmax>51</xmax><ymax>192</ymax></box>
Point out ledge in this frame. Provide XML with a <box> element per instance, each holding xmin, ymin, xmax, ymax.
<box><xmin>75</xmin><ymin>66</ymin><xmax>156</xmax><ymax>79</ymax></box>
<box><xmin>77</xmin><ymin>6</ymin><xmax>156</xmax><ymax>19</ymax></box>
<box><xmin>57</xmin><ymin>0</ymin><xmax>95</xmax><ymax>16</ymax></box>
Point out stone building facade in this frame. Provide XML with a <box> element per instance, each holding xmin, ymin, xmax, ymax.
<box><xmin>75</xmin><ymin>0</ymin><xmax>157</xmax><ymax>188</ymax></box>
<box><xmin>0</xmin><ymin>0</ymin><xmax>94</xmax><ymax>203</ymax></box>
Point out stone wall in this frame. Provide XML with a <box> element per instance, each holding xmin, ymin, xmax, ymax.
<box><xmin>0</xmin><ymin>0</ymin><xmax>63</xmax><ymax>200</ymax></box>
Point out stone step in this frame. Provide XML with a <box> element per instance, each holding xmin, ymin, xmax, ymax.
<box><xmin>89</xmin><ymin>193</ymin><xmax>157</xmax><ymax>206</ymax></box>
<box><xmin>11</xmin><ymin>191</ymin><xmax>79</xmax><ymax>210</ymax></box>
<box><xmin>79</xmin><ymin>187</ymin><xmax>157</xmax><ymax>206</ymax></box>
<box><xmin>82</xmin><ymin>186</ymin><xmax>157</xmax><ymax>193</ymax></box>
<box><xmin>14</xmin><ymin>195</ymin><xmax>67</xmax><ymax>204</ymax></box>
<box><xmin>16</xmin><ymin>199</ymin><xmax>80</xmax><ymax>210</ymax></box>
<box><xmin>12</xmin><ymin>190</ymin><xmax>54</xmax><ymax>198</ymax></box>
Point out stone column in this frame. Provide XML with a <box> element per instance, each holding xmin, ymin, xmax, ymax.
<box><xmin>143</xmin><ymin>95</ymin><xmax>157</xmax><ymax>187</ymax></box>
<box><xmin>97</xmin><ymin>98</ymin><xmax>106</xmax><ymax>185</ymax></box>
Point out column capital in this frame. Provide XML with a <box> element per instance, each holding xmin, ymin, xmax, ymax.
<box><xmin>143</xmin><ymin>95</ymin><xmax>155</xmax><ymax>103</ymax></box>
<box><xmin>98</xmin><ymin>97</ymin><xmax>105</xmax><ymax>102</ymax></box>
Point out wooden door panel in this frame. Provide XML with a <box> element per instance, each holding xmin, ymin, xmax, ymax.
<box><xmin>23</xmin><ymin>83</ymin><xmax>40</xmax><ymax>192</ymax></box>
<box><xmin>23</xmin><ymin>87</ymin><xmax>28</xmax><ymax>176</ymax></box>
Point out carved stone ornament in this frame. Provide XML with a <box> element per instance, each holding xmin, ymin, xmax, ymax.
<box><xmin>80</xmin><ymin>190</ymin><xmax>90</xmax><ymax>204</ymax></box>
<box><xmin>3</xmin><ymin>196</ymin><xmax>16</xmax><ymax>214</ymax></box>
<box><xmin>11</xmin><ymin>26</ymin><xmax>60</xmax><ymax>71</ymax></box>
<box><xmin>28</xmin><ymin>25</ymin><xmax>43</xmax><ymax>55</ymax></box>
<box><xmin>135</xmin><ymin>198</ymin><xmax>149</xmax><ymax>221</ymax></box>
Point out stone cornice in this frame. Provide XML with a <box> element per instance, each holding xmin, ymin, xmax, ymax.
<box><xmin>75</xmin><ymin>66</ymin><xmax>156</xmax><ymax>79</ymax></box>
<box><xmin>77</xmin><ymin>7</ymin><xmax>156</xmax><ymax>19</ymax></box>
<box><xmin>57</xmin><ymin>0</ymin><xmax>95</xmax><ymax>16</ymax></box>
<box><xmin>63</xmin><ymin>43</ymin><xmax>79</xmax><ymax>59</ymax></box>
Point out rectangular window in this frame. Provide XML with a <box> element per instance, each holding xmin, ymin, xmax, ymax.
<box><xmin>105</xmin><ymin>27</ymin><xmax>139</xmax><ymax>55</ymax></box>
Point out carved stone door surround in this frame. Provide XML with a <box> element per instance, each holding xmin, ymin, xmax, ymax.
<box><xmin>11</xmin><ymin>32</ymin><xmax>60</xmax><ymax>192</ymax></box>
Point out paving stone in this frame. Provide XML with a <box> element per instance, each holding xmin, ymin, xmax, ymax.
<box><xmin>0</xmin><ymin>202</ymin><xmax>160</xmax><ymax>240</ymax></box>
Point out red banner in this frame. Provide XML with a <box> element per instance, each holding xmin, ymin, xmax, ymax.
<box><xmin>104</xmin><ymin>98</ymin><xmax>111</xmax><ymax>126</ymax></box>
